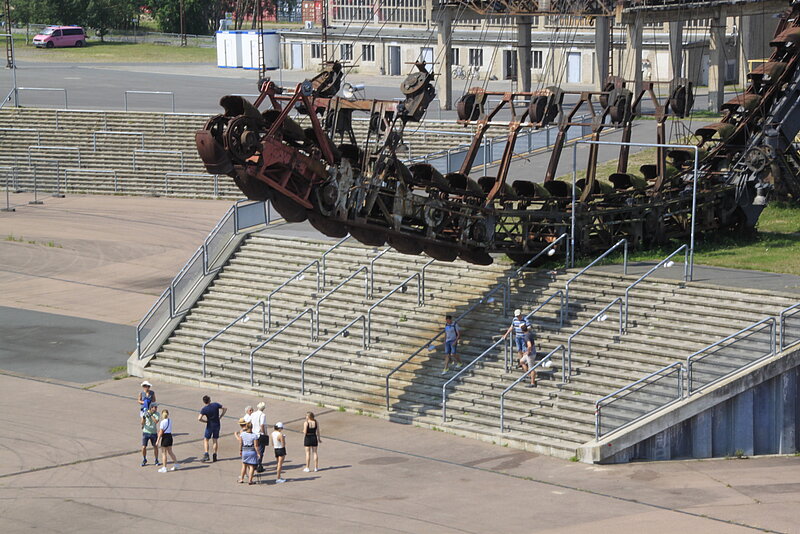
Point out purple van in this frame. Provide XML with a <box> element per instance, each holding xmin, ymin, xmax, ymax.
<box><xmin>33</xmin><ymin>26</ymin><xmax>87</xmax><ymax>48</ymax></box>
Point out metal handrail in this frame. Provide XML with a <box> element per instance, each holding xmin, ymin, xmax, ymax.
<box><xmin>201</xmin><ymin>300</ymin><xmax>266</xmax><ymax>378</ymax></box>
<box><xmin>367</xmin><ymin>272</ymin><xmax>423</xmax><ymax>346</ymax></box>
<box><xmin>369</xmin><ymin>247</ymin><xmax>392</xmax><ymax>296</ymax></box>
<box><xmin>28</xmin><ymin>145</ymin><xmax>81</xmax><ymax>167</ymax></box>
<box><xmin>562</xmin><ymin>239</ymin><xmax>627</xmax><ymax>324</ymax></box>
<box><xmin>124</xmin><ymin>90</ymin><xmax>175</xmax><ymax>112</ymax></box>
<box><xmin>420</xmin><ymin>258</ymin><xmax>436</xmax><ymax>297</ymax></box>
<box><xmin>249</xmin><ymin>307</ymin><xmax>316</xmax><ymax>386</ymax></box>
<box><xmin>164</xmin><ymin>172</ymin><xmax>220</xmax><ymax>197</ymax></box>
<box><xmin>315</xmin><ymin>266</ymin><xmax>369</xmax><ymax>339</ymax></box>
<box><xmin>385</xmin><ymin>281</ymin><xmax>507</xmax><ymax>410</ymax></box>
<box><xmin>92</xmin><ymin>130</ymin><xmax>144</xmax><ymax>151</ymax></box>
<box><xmin>504</xmin><ymin>290</ymin><xmax>565</xmax><ymax>373</ymax></box>
<box><xmin>18</xmin><ymin>87</ymin><xmax>68</xmax><ymax>108</ymax></box>
<box><xmin>504</xmin><ymin>233</ymin><xmax>567</xmax><ymax>315</ymax></box>
<box><xmin>301</xmin><ymin>315</ymin><xmax>367</xmax><ymax>395</ymax></box>
<box><xmin>0</xmin><ymin>127</ymin><xmax>41</xmax><ymax>144</ymax></box>
<box><xmin>442</xmin><ymin>336</ymin><xmax>506</xmax><ymax>422</ymax></box>
<box><xmin>500</xmin><ymin>345</ymin><xmax>563</xmax><ymax>432</ymax></box>
<box><xmin>623</xmin><ymin>244</ymin><xmax>689</xmax><ymax>332</ymax></box>
<box><xmin>133</xmin><ymin>149</ymin><xmax>184</xmax><ymax>172</ymax></box>
<box><xmin>686</xmin><ymin>317</ymin><xmax>776</xmax><ymax>395</ymax></box>
<box><xmin>63</xmin><ymin>168</ymin><xmax>118</xmax><ymax>193</ymax></box>
<box><xmin>565</xmin><ymin>297</ymin><xmax>624</xmax><ymax>383</ymax></box>
<box><xmin>779</xmin><ymin>302</ymin><xmax>800</xmax><ymax>351</ymax></box>
<box><xmin>320</xmin><ymin>235</ymin><xmax>350</xmax><ymax>288</ymax></box>
<box><xmin>267</xmin><ymin>260</ymin><xmax>321</xmax><ymax>332</ymax></box>
<box><xmin>594</xmin><ymin>361</ymin><xmax>684</xmax><ymax>440</ymax></box>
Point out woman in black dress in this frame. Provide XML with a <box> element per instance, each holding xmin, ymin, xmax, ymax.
<box><xmin>302</xmin><ymin>412</ymin><xmax>320</xmax><ymax>472</ymax></box>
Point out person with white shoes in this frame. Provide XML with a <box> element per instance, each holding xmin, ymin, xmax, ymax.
<box><xmin>271</xmin><ymin>422</ymin><xmax>287</xmax><ymax>483</ymax></box>
<box><xmin>156</xmin><ymin>408</ymin><xmax>180</xmax><ymax>472</ymax></box>
<box><xmin>302</xmin><ymin>412</ymin><xmax>320</xmax><ymax>473</ymax></box>
<box><xmin>251</xmin><ymin>402</ymin><xmax>268</xmax><ymax>473</ymax></box>
<box><xmin>441</xmin><ymin>315</ymin><xmax>462</xmax><ymax>374</ymax></box>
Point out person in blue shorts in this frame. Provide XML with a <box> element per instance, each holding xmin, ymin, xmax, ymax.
<box><xmin>441</xmin><ymin>315</ymin><xmax>462</xmax><ymax>374</ymax></box>
<box><xmin>198</xmin><ymin>395</ymin><xmax>227</xmax><ymax>462</ymax></box>
<box><xmin>503</xmin><ymin>309</ymin><xmax>531</xmax><ymax>368</ymax></box>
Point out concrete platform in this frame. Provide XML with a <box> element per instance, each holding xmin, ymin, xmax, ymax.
<box><xmin>1</xmin><ymin>372</ymin><xmax>798</xmax><ymax>533</ymax></box>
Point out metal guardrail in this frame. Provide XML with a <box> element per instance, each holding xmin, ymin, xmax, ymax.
<box><xmin>562</xmin><ymin>239</ymin><xmax>627</xmax><ymax>325</ymax></box>
<box><xmin>686</xmin><ymin>317</ymin><xmax>776</xmax><ymax>395</ymax></box>
<box><xmin>136</xmin><ymin>200</ymin><xmax>275</xmax><ymax>359</ymax></box>
<box><xmin>367</xmin><ymin>272</ymin><xmax>423</xmax><ymax>346</ymax></box>
<box><xmin>779</xmin><ymin>303</ymin><xmax>800</xmax><ymax>351</ymax></box>
<box><xmin>623</xmin><ymin>244</ymin><xmax>689</xmax><ymax>332</ymax></box>
<box><xmin>124</xmin><ymin>90</ymin><xmax>175</xmax><ymax>112</ymax></box>
<box><xmin>315</xmin><ymin>266</ymin><xmax>369</xmax><ymax>339</ymax></box>
<box><xmin>18</xmin><ymin>87</ymin><xmax>68</xmax><ymax>108</ymax></box>
<box><xmin>28</xmin><ymin>145</ymin><xmax>81</xmax><ymax>167</ymax></box>
<box><xmin>504</xmin><ymin>233</ymin><xmax>568</xmax><ymax>317</ymax></box>
<box><xmin>1</xmin><ymin>166</ymin><xmax>16</xmax><ymax>212</ymax></box>
<box><xmin>133</xmin><ymin>149</ymin><xmax>184</xmax><ymax>172</ymax></box>
<box><xmin>164</xmin><ymin>172</ymin><xmax>221</xmax><ymax>197</ymax></box>
<box><xmin>249</xmin><ymin>307</ymin><xmax>316</xmax><ymax>386</ymax></box>
<box><xmin>201</xmin><ymin>300</ymin><xmax>267</xmax><ymax>378</ymax></box>
<box><xmin>267</xmin><ymin>260</ymin><xmax>320</xmax><ymax>333</ymax></box>
<box><xmin>385</xmin><ymin>281</ymin><xmax>507</xmax><ymax>410</ymax></box>
<box><xmin>301</xmin><ymin>315</ymin><xmax>367</xmax><ymax>395</ymax></box>
<box><xmin>0</xmin><ymin>127</ymin><xmax>41</xmax><ymax>144</ymax></box>
<box><xmin>500</xmin><ymin>345</ymin><xmax>563</xmax><ymax>432</ymax></box>
<box><xmin>63</xmin><ymin>168</ymin><xmax>118</xmax><ymax>193</ymax></box>
<box><xmin>442</xmin><ymin>335</ymin><xmax>506</xmax><ymax>423</ymax></box>
<box><xmin>320</xmin><ymin>236</ymin><xmax>351</xmax><ymax>288</ymax></box>
<box><xmin>594</xmin><ymin>361</ymin><xmax>684</xmax><ymax>440</ymax></box>
<box><xmin>369</xmin><ymin>247</ymin><xmax>392</xmax><ymax>296</ymax></box>
<box><xmin>565</xmin><ymin>297</ymin><xmax>624</xmax><ymax>383</ymax></box>
<box><xmin>92</xmin><ymin>130</ymin><xmax>145</xmax><ymax>151</ymax></box>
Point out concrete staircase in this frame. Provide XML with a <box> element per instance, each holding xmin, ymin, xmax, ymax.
<box><xmin>141</xmin><ymin>232</ymin><xmax>797</xmax><ymax>459</ymax></box>
<box><xmin>0</xmin><ymin>107</ymin><xmax>478</xmax><ymax>200</ymax></box>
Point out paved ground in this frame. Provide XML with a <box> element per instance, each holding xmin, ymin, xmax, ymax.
<box><xmin>1</xmin><ymin>372</ymin><xmax>798</xmax><ymax>534</ymax></box>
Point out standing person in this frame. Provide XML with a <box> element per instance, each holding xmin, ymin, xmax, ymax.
<box><xmin>198</xmin><ymin>395</ymin><xmax>227</xmax><ymax>462</ymax></box>
<box><xmin>502</xmin><ymin>309</ymin><xmax>531</xmax><ymax>368</ymax></box>
<box><xmin>243</xmin><ymin>406</ymin><xmax>253</xmax><ymax>426</ymax></box>
<box><xmin>251</xmin><ymin>402</ymin><xmax>268</xmax><ymax>473</ymax></box>
<box><xmin>140</xmin><ymin>403</ymin><xmax>160</xmax><ymax>467</ymax></box>
<box><xmin>138</xmin><ymin>381</ymin><xmax>156</xmax><ymax>414</ymax></box>
<box><xmin>271</xmin><ymin>422</ymin><xmax>287</xmax><ymax>484</ymax></box>
<box><xmin>235</xmin><ymin>420</ymin><xmax>261</xmax><ymax>485</ymax></box>
<box><xmin>518</xmin><ymin>324</ymin><xmax>538</xmax><ymax>387</ymax></box>
<box><xmin>156</xmin><ymin>408</ymin><xmax>180</xmax><ymax>472</ymax></box>
<box><xmin>441</xmin><ymin>315</ymin><xmax>462</xmax><ymax>375</ymax></box>
<box><xmin>302</xmin><ymin>412</ymin><xmax>321</xmax><ymax>473</ymax></box>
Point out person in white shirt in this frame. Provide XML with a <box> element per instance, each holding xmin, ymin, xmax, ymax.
<box><xmin>156</xmin><ymin>409</ymin><xmax>180</xmax><ymax>472</ymax></box>
<box><xmin>271</xmin><ymin>422</ymin><xmax>287</xmax><ymax>483</ymax></box>
<box><xmin>251</xmin><ymin>402</ymin><xmax>268</xmax><ymax>472</ymax></box>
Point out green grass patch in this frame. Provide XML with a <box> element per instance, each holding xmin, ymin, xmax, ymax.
<box><xmin>13</xmin><ymin>35</ymin><xmax>215</xmax><ymax>63</ymax></box>
<box><xmin>109</xmin><ymin>365</ymin><xmax>128</xmax><ymax>379</ymax></box>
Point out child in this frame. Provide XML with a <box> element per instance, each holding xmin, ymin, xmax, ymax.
<box><xmin>271</xmin><ymin>422</ymin><xmax>287</xmax><ymax>483</ymax></box>
<box><xmin>138</xmin><ymin>381</ymin><xmax>156</xmax><ymax>415</ymax></box>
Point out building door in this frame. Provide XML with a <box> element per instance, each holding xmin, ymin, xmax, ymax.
<box><xmin>388</xmin><ymin>45</ymin><xmax>401</xmax><ymax>76</ymax></box>
<box><xmin>503</xmin><ymin>50</ymin><xmax>518</xmax><ymax>80</ymax></box>
<box><xmin>566</xmin><ymin>52</ymin><xmax>581</xmax><ymax>83</ymax></box>
<box><xmin>291</xmin><ymin>42</ymin><xmax>303</xmax><ymax>69</ymax></box>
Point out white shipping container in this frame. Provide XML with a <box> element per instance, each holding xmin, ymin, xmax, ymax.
<box><xmin>216</xmin><ymin>31</ymin><xmax>244</xmax><ymax>68</ymax></box>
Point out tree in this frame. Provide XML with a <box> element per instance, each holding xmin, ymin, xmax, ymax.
<box><xmin>150</xmin><ymin>0</ymin><xmax>225</xmax><ymax>35</ymax></box>
<box><xmin>85</xmin><ymin>0</ymin><xmax>139</xmax><ymax>40</ymax></box>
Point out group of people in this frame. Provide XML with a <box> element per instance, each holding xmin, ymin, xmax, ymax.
<box><xmin>138</xmin><ymin>382</ymin><xmax>322</xmax><ymax>484</ymax></box>
<box><xmin>440</xmin><ymin>308</ymin><xmax>540</xmax><ymax>386</ymax></box>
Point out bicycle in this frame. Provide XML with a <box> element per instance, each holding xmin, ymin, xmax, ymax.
<box><xmin>452</xmin><ymin>65</ymin><xmax>467</xmax><ymax>79</ymax></box>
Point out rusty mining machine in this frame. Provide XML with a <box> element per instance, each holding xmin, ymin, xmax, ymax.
<box><xmin>196</xmin><ymin>3</ymin><xmax>800</xmax><ymax>265</ymax></box>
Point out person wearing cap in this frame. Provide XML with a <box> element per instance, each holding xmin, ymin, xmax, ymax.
<box><xmin>502</xmin><ymin>309</ymin><xmax>531</xmax><ymax>368</ymax></box>
<box><xmin>138</xmin><ymin>381</ymin><xmax>156</xmax><ymax>415</ymax></box>
<box><xmin>140</xmin><ymin>403</ymin><xmax>160</xmax><ymax>467</ymax></box>
<box><xmin>441</xmin><ymin>315</ymin><xmax>462</xmax><ymax>375</ymax></box>
<box><xmin>235</xmin><ymin>419</ymin><xmax>261</xmax><ymax>484</ymax></box>
<box><xmin>271</xmin><ymin>422</ymin><xmax>287</xmax><ymax>484</ymax></box>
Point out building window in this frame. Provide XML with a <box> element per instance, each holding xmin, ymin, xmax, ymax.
<box><xmin>420</xmin><ymin>46</ymin><xmax>434</xmax><ymax>65</ymax></box>
<box><xmin>341</xmin><ymin>43</ymin><xmax>353</xmax><ymax>61</ymax></box>
<box><xmin>311</xmin><ymin>44</ymin><xmax>321</xmax><ymax>59</ymax></box>
<box><xmin>451</xmin><ymin>48</ymin><xmax>460</xmax><ymax>65</ymax></box>
<box><xmin>533</xmin><ymin>50</ymin><xmax>543</xmax><ymax>69</ymax></box>
<box><xmin>468</xmin><ymin>48</ymin><xmax>483</xmax><ymax>67</ymax></box>
<box><xmin>362</xmin><ymin>44</ymin><xmax>375</xmax><ymax>62</ymax></box>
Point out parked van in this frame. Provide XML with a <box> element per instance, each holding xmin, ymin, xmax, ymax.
<box><xmin>33</xmin><ymin>26</ymin><xmax>87</xmax><ymax>48</ymax></box>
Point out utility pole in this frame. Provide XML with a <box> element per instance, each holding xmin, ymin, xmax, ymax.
<box><xmin>321</xmin><ymin>0</ymin><xmax>329</xmax><ymax>65</ymax></box>
<box><xmin>258</xmin><ymin>0</ymin><xmax>267</xmax><ymax>81</ymax></box>
<box><xmin>179</xmin><ymin>0</ymin><xmax>187</xmax><ymax>46</ymax></box>
<box><xmin>5</xmin><ymin>0</ymin><xmax>13</xmax><ymax>68</ymax></box>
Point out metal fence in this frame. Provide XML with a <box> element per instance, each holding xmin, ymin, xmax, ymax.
<box><xmin>136</xmin><ymin>200</ymin><xmax>274</xmax><ymax>359</ymax></box>
<box><xmin>780</xmin><ymin>303</ymin><xmax>800</xmax><ymax>351</ymax></box>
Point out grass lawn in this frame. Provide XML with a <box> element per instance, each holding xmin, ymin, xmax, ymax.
<box><xmin>12</xmin><ymin>35</ymin><xmax>215</xmax><ymax>63</ymax></box>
